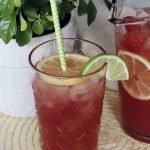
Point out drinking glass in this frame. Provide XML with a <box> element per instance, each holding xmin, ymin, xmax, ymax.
<box><xmin>109</xmin><ymin>0</ymin><xmax>150</xmax><ymax>143</ymax></box>
<box><xmin>29</xmin><ymin>38</ymin><xmax>106</xmax><ymax>150</ymax></box>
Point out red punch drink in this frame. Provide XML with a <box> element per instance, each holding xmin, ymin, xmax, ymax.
<box><xmin>33</xmin><ymin>69</ymin><xmax>105</xmax><ymax>150</ymax></box>
<box><xmin>114</xmin><ymin>7</ymin><xmax>150</xmax><ymax>143</ymax></box>
<box><xmin>29</xmin><ymin>39</ymin><xmax>106</xmax><ymax>150</ymax></box>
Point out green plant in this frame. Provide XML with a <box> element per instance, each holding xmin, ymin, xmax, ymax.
<box><xmin>0</xmin><ymin>0</ymin><xmax>98</xmax><ymax>46</ymax></box>
<box><xmin>103</xmin><ymin>0</ymin><xmax>112</xmax><ymax>10</ymax></box>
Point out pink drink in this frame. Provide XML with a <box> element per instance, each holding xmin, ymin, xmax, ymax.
<box><xmin>33</xmin><ymin>73</ymin><xmax>105</xmax><ymax>150</ymax></box>
<box><xmin>115</xmin><ymin>8</ymin><xmax>150</xmax><ymax>143</ymax></box>
<box><xmin>29</xmin><ymin>39</ymin><xmax>106</xmax><ymax>150</ymax></box>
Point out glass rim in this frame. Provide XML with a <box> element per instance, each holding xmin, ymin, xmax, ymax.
<box><xmin>109</xmin><ymin>16</ymin><xmax>150</xmax><ymax>24</ymax></box>
<box><xmin>29</xmin><ymin>38</ymin><xmax>107</xmax><ymax>80</ymax></box>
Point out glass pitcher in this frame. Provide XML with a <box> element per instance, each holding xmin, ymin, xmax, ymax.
<box><xmin>109</xmin><ymin>0</ymin><xmax>150</xmax><ymax>143</ymax></box>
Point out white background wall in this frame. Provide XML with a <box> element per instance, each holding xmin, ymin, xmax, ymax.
<box><xmin>75</xmin><ymin>0</ymin><xmax>115</xmax><ymax>54</ymax></box>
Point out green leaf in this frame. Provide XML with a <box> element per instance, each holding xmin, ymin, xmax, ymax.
<box><xmin>62</xmin><ymin>0</ymin><xmax>75</xmax><ymax>13</ymax></box>
<box><xmin>16</xmin><ymin>23</ymin><xmax>32</xmax><ymax>46</ymax></box>
<box><xmin>45</xmin><ymin>15</ymin><xmax>53</xmax><ymax>22</ymax></box>
<box><xmin>29</xmin><ymin>0</ymin><xmax>49</xmax><ymax>8</ymax></box>
<box><xmin>57</xmin><ymin>2</ymin><xmax>65</xmax><ymax>20</ymax></box>
<box><xmin>0</xmin><ymin>15</ymin><xmax>16</xmax><ymax>44</ymax></box>
<box><xmin>87</xmin><ymin>0</ymin><xmax>97</xmax><ymax>26</ymax></box>
<box><xmin>20</xmin><ymin>11</ymin><xmax>27</xmax><ymax>31</ymax></box>
<box><xmin>14</xmin><ymin>0</ymin><xmax>21</xmax><ymax>7</ymax></box>
<box><xmin>42</xmin><ymin>18</ymin><xmax>54</xmax><ymax>30</ymax></box>
<box><xmin>78</xmin><ymin>0</ymin><xmax>87</xmax><ymax>16</ymax></box>
<box><xmin>22</xmin><ymin>2</ymin><xmax>38</xmax><ymax>20</ymax></box>
<box><xmin>27</xmin><ymin>16</ymin><xmax>36</xmax><ymax>22</ymax></box>
<box><xmin>32</xmin><ymin>20</ymin><xmax>44</xmax><ymax>35</ymax></box>
<box><xmin>40</xmin><ymin>3</ymin><xmax>51</xmax><ymax>15</ymax></box>
<box><xmin>103</xmin><ymin>0</ymin><xmax>112</xmax><ymax>10</ymax></box>
<box><xmin>0</xmin><ymin>0</ymin><xmax>14</xmax><ymax>18</ymax></box>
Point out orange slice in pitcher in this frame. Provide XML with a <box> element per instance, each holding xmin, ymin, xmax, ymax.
<box><xmin>36</xmin><ymin>53</ymin><xmax>89</xmax><ymax>86</ymax></box>
<box><xmin>118</xmin><ymin>50</ymin><xmax>150</xmax><ymax>100</ymax></box>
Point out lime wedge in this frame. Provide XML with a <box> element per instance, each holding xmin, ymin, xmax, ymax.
<box><xmin>81</xmin><ymin>54</ymin><xmax>129</xmax><ymax>80</ymax></box>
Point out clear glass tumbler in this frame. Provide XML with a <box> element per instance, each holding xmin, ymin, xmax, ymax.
<box><xmin>29</xmin><ymin>38</ymin><xmax>106</xmax><ymax>150</ymax></box>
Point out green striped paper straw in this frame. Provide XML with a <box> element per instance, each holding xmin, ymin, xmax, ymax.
<box><xmin>50</xmin><ymin>0</ymin><xmax>67</xmax><ymax>71</ymax></box>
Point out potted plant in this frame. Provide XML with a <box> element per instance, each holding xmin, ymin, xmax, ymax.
<box><xmin>0</xmin><ymin>0</ymin><xmax>98</xmax><ymax>116</ymax></box>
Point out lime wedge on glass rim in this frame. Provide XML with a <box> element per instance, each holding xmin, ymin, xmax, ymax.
<box><xmin>81</xmin><ymin>54</ymin><xmax>129</xmax><ymax>80</ymax></box>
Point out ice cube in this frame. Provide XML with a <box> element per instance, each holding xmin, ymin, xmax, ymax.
<box><xmin>137</xmin><ymin>12</ymin><xmax>149</xmax><ymax>18</ymax></box>
<box><xmin>70</xmin><ymin>83</ymin><xmax>90</xmax><ymax>102</ymax></box>
<box><xmin>136</xmin><ymin>9</ymin><xmax>145</xmax><ymax>14</ymax></box>
<box><xmin>119</xmin><ymin>6</ymin><xmax>136</xmax><ymax>19</ymax></box>
<box><xmin>39</xmin><ymin>86</ymin><xmax>69</xmax><ymax>108</ymax></box>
